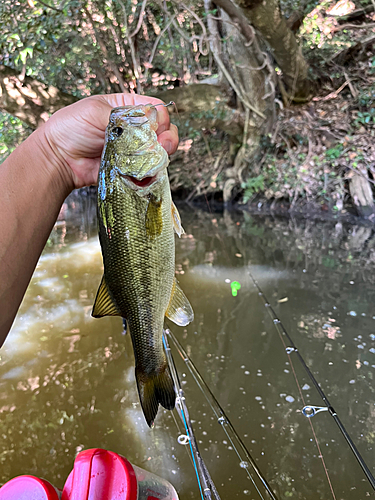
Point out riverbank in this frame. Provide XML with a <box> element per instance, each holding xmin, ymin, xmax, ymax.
<box><xmin>169</xmin><ymin>75</ymin><xmax>375</xmax><ymax>218</ymax></box>
<box><xmin>168</xmin><ymin>15</ymin><xmax>375</xmax><ymax>218</ymax></box>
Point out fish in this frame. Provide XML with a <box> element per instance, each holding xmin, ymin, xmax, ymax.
<box><xmin>92</xmin><ymin>104</ymin><xmax>194</xmax><ymax>427</ymax></box>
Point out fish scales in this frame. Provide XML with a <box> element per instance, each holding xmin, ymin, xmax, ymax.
<box><xmin>100</xmin><ymin>174</ymin><xmax>174</xmax><ymax>368</ymax></box>
<box><xmin>92</xmin><ymin>104</ymin><xmax>193</xmax><ymax>427</ymax></box>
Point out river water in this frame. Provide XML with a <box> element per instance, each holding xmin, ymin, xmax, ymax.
<box><xmin>0</xmin><ymin>193</ymin><xmax>374</xmax><ymax>499</ymax></box>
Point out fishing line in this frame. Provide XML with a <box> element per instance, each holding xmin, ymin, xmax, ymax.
<box><xmin>157</xmin><ymin>99</ymin><xmax>215</xmax><ymax>213</ymax></box>
<box><xmin>169</xmin><ymin>400</ymin><xmax>219</xmax><ymax>499</ymax></box>
<box><xmin>165</xmin><ymin>329</ymin><xmax>279</xmax><ymax>500</ymax></box>
<box><xmin>163</xmin><ymin>332</ymin><xmax>221</xmax><ymax>500</ymax></box>
<box><xmin>247</xmin><ymin>268</ymin><xmax>375</xmax><ymax>492</ymax></box>
<box><xmin>170</xmin><ymin>408</ymin><xmax>197</xmax><ymax>473</ymax></box>
<box><xmin>272</xmin><ymin>317</ymin><xmax>338</xmax><ymax>500</ymax></box>
<box><xmin>154</xmin><ymin>101</ymin><xmax>175</xmax><ymax>108</ymax></box>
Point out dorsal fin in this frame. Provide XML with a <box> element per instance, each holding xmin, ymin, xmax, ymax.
<box><xmin>92</xmin><ymin>275</ymin><xmax>121</xmax><ymax>318</ymax></box>
<box><xmin>165</xmin><ymin>278</ymin><xmax>194</xmax><ymax>326</ymax></box>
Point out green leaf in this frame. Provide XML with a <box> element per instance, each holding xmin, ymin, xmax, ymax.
<box><xmin>18</xmin><ymin>46</ymin><xmax>33</xmax><ymax>64</ymax></box>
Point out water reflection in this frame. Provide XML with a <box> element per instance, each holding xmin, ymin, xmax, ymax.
<box><xmin>0</xmin><ymin>195</ymin><xmax>374</xmax><ymax>499</ymax></box>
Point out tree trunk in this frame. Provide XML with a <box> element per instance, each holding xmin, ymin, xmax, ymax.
<box><xmin>204</xmin><ymin>0</ymin><xmax>275</xmax><ymax>201</ymax></box>
<box><xmin>215</xmin><ymin>0</ymin><xmax>310</xmax><ymax>100</ymax></box>
<box><xmin>222</xmin><ymin>10</ymin><xmax>275</xmax><ymax>193</ymax></box>
<box><xmin>0</xmin><ymin>65</ymin><xmax>78</xmax><ymax>129</ymax></box>
<box><xmin>220</xmin><ymin>10</ymin><xmax>274</xmax><ymax>130</ymax></box>
<box><xmin>349</xmin><ymin>169</ymin><xmax>375</xmax><ymax>217</ymax></box>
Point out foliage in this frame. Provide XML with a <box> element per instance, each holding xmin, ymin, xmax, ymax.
<box><xmin>280</xmin><ymin>0</ymin><xmax>320</xmax><ymax>19</ymax></box>
<box><xmin>0</xmin><ymin>1</ymin><xmax>101</xmax><ymax>97</ymax></box>
<box><xmin>352</xmin><ymin>86</ymin><xmax>375</xmax><ymax>128</ymax></box>
<box><xmin>240</xmin><ymin>124</ymin><xmax>351</xmax><ymax>207</ymax></box>
<box><xmin>354</xmin><ymin>110</ymin><xmax>375</xmax><ymax>126</ymax></box>
<box><xmin>0</xmin><ymin>112</ymin><xmax>33</xmax><ymax>163</ymax></box>
<box><xmin>300</xmin><ymin>0</ymin><xmax>335</xmax><ymax>50</ymax></box>
<box><xmin>325</xmin><ymin>144</ymin><xmax>344</xmax><ymax>160</ymax></box>
<box><xmin>238</xmin><ymin>0</ymin><xmax>375</xmax><ymax>210</ymax></box>
<box><xmin>0</xmin><ymin>0</ymin><xmax>212</xmax><ymax>159</ymax></box>
<box><xmin>241</xmin><ymin>175</ymin><xmax>265</xmax><ymax>203</ymax></box>
<box><xmin>1</xmin><ymin>0</ymin><xmax>375</xmax><ymax>212</ymax></box>
<box><xmin>0</xmin><ymin>0</ymin><xmax>210</xmax><ymax>96</ymax></box>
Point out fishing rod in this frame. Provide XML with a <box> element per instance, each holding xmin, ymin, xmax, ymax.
<box><xmin>163</xmin><ymin>331</ymin><xmax>221</xmax><ymax>500</ymax></box>
<box><xmin>164</xmin><ymin>329</ymin><xmax>279</xmax><ymax>500</ymax></box>
<box><xmin>247</xmin><ymin>268</ymin><xmax>375</xmax><ymax>491</ymax></box>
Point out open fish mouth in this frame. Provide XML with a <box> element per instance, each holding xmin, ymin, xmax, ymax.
<box><xmin>123</xmin><ymin>174</ymin><xmax>158</xmax><ymax>188</ymax></box>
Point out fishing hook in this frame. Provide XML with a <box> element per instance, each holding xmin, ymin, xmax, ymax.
<box><xmin>154</xmin><ymin>101</ymin><xmax>175</xmax><ymax>108</ymax></box>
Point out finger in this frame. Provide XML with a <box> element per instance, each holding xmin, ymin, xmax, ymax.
<box><xmin>133</xmin><ymin>95</ymin><xmax>171</xmax><ymax>134</ymax></box>
<box><xmin>157</xmin><ymin>123</ymin><xmax>179</xmax><ymax>155</ymax></box>
<box><xmin>96</xmin><ymin>93</ymin><xmax>171</xmax><ymax>136</ymax></box>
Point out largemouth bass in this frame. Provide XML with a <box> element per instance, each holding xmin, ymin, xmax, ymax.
<box><xmin>92</xmin><ymin>104</ymin><xmax>194</xmax><ymax>427</ymax></box>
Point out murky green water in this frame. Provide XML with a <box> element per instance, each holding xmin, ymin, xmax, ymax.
<box><xmin>1</xmin><ymin>193</ymin><xmax>374</xmax><ymax>499</ymax></box>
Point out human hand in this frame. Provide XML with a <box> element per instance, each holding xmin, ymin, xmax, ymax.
<box><xmin>41</xmin><ymin>94</ymin><xmax>178</xmax><ymax>190</ymax></box>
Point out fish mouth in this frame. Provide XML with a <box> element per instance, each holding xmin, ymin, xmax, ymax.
<box><xmin>123</xmin><ymin>174</ymin><xmax>158</xmax><ymax>188</ymax></box>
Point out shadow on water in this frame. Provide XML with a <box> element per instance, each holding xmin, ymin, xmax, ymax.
<box><xmin>0</xmin><ymin>191</ymin><xmax>374</xmax><ymax>499</ymax></box>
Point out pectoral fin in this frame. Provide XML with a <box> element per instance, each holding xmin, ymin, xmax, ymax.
<box><xmin>172</xmin><ymin>201</ymin><xmax>185</xmax><ymax>237</ymax></box>
<box><xmin>92</xmin><ymin>275</ymin><xmax>121</xmax><ymax>318</ymax></box>
<box><xmin>122</xmin><ymin>318</ymin><xmax>128</xmax><ymax>335</ymax></box>
<box><xmin>165</xmin><ymin>278</ymin><xmax>194</xmax><ymax>326</ymax></box>
<box><xmin>145</xmin><ymin>195</ymin><xmax>163</xmax><ymax>239</ymax></box>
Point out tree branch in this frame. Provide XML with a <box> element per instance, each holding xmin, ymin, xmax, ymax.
<box><xmin>118</xmin><ymin>0</ymin><xmax>143</xmax><ymax>93</ymax></box>
<box><xmin>207</xmin><ymin>0</ymin><xmax>255</xmax><ymax>42</ymax></box>
<box><xmin>35</xmin><ymin>0</ymin><xmax>62</xmax><ymax>12</ymax></box>
<box><xmin>82</xmin><ymin>6</ymin><xmax>128</xmax><ymax>93</ymax></box>
<box><xmin>130</xmin><ymin>0</ymin><xmax>148</xmax><ymax>38</ymax></box>
<box><xmin>144</xmin><ymin>15</ymin><xmax>176</xmax><ymax>81</ymax></box>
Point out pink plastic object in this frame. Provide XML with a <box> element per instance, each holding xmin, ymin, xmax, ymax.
<box><xmin>62</xmin><ymin>448</ymin><xmax>179</xmax><ymax>500</ymax></box>
<box><xmin>0</xmin><ymin>476</ymin><xmax>61</xmax><ymax>500</ymax></box>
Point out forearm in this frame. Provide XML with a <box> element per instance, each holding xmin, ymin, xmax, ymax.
<box><xmin>0</xmin><ymin>128</ymin><xmax>72</xmax><ymax>346</ymax></box>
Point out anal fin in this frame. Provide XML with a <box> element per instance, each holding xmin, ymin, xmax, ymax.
<box><xmin>165</xmin><ymin>278</ymin><xmax>194</xmax><ymax>326</ymax></box>
<box><xmin>92</xmin><ymin>275</ymin><xmax>121</xmax><ymax>318</ymax></box>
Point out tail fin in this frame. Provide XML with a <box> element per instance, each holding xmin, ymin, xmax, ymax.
<box><xmin>135</xmin><ymin>362</ymin><xmax>176</xmax><ymax>428</ymax></box>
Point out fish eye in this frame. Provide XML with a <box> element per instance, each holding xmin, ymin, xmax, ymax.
<box><xmin>112</xmin><ymin>126</ymin><xmax>124</xmax><ymax>137</ymax></box>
